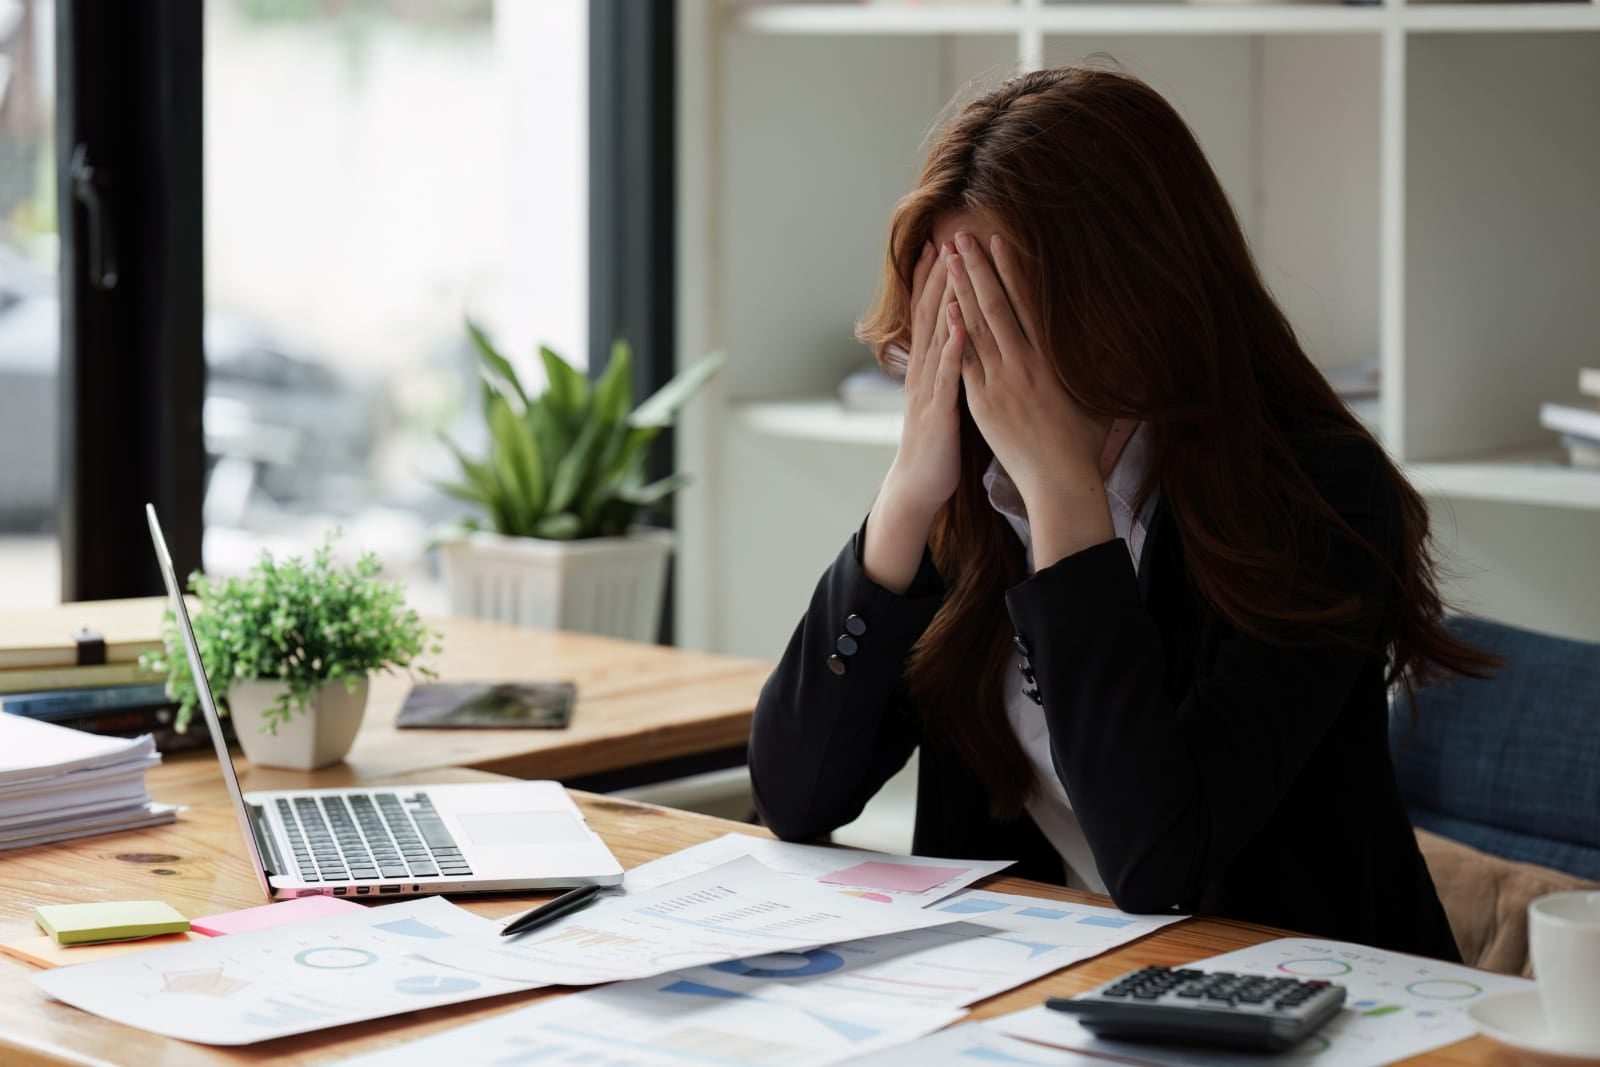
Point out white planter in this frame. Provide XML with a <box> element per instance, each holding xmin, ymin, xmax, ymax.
<box><xmin>226</xmin><ymin>677</ymin><xmax>370</xmax><ymax>771</ymax></box>
<box><xmin>437</xmin><ymin>528</ymin><xmax>673</xmax><ymax>642</ymax></box>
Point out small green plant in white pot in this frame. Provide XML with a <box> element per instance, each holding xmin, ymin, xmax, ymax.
<box><xmin>143</xmin><ymin>536</ymin><xmax>438</xmax><ymax>771</ymax></box>
<box><xmin>437</xmin><ymin>325</ymin><xmax>723</xmax><ymax>641</ymax></box>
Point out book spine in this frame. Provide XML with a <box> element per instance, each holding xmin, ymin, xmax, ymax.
<box><xmin>1</xmin><ymin>683</ymin><xmax>170</xmax><ymax>717</ymax></box>
<box><xmin>0</xmin><ymin>662</ymin><xmax>161</xmax><ymax>695</ymax></box>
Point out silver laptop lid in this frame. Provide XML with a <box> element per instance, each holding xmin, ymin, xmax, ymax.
<box><xmin>146</xmin><ymin>503</ymin><xmax>273</xmax><ymax>901</ymax></box>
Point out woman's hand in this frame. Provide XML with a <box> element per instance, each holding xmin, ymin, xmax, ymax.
<box><xmin>883</xmin><ymin>241</ymin><xmax>964</xmax><ymax>517</ymax></box>
<box><xmin>945</xmin><ymin>232</ymin><xmax>1116</xmax><ymax>569</ymax></box>
<box><xmin>863</xmin><ymin>241</ymin><xmax>965</xmax><ymax>594</ymax></box>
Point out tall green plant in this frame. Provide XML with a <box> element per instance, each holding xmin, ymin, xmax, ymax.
<box><xmin>443</xmin><ymin>324</ymin><xmax>724</xmax><ymax>540</ymax></box>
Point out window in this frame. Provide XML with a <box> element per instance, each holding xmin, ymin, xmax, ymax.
<box><xmin>0</xmin><ymin>0</ymin><xmax>57</xmax><ymax>609</ymax></box>
<box><xmin>202</xmin><ymin>0</ymin><xmax>588</xmax><ymax>611</ymax></box>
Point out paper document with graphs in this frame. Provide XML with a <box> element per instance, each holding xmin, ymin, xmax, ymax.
<box><xmin>331</xmin><ymin>970</ymin><xmax>965</xmax><ymax>1067</ymax></box>
<box><xmin>419</xmin><ymin>856</ymin><xmax>963</xmax><ymax>985</ymax></box>
<box><xmin>622</xmin><ymin>831</ymin><xmax>1013</xmax><ymax>907</ymax></box>
<box><xmin>30</xmin><ymin>897</ymin><xmax>538</xmax><ymax>1045</ymax></box>
<box><xmin>661</xmin><ymin>888</ymin><xmax>1186</xmax><ymax>1013</ymax></box>
<box><xmin>992</xmin><ymin>937</ymin><xmax>1533</xmax><ymax>1067</ymax></box>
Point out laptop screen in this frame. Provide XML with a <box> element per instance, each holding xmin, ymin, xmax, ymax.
<box><xmin>145</xmin><ymin>503</ymin><xmax>274</xmax><ymax>901</ymax></box>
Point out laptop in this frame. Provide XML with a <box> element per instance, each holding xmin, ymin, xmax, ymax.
<box><xmin>145</xmin><ymin>503</ymin><xmax>624</xmax><ymax>901</ymax></box>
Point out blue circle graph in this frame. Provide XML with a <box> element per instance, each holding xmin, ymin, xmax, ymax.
<box><xmin>710</xmin><ymin>949</ymin><xmax>846</xmax><ymax>979</ymax></box>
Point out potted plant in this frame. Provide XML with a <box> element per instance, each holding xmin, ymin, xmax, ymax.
<box><xmin>436</xmin><ymin>324</ymin><xmax>723</xmax><ymax>641</ymax></box>
<box><xmin>143</xmin><ymin>535</ymin><xmax>438</xmax><ymax>771</ymax></box>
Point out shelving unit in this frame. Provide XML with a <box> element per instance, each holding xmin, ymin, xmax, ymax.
<box><xmin>674</xmin><ymin>0</ymin><xmax>1600</xmax><ymax>658</ymax></box>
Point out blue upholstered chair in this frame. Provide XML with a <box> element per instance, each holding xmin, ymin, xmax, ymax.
<box><xmin>1389</xmin><ymin>616</ymin><xmax>1600</xmax><ymax>882</ymax></box>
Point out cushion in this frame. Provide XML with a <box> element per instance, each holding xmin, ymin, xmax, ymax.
<box><xmin>1390</xmin><ymin>616</ymin><xmax>1600</xmax><ymax>881</ymax></box>
<box><xmin>1415</xmin><ymin>828</ymin><xmax>1599</xmax><ymax>976</ymax></box>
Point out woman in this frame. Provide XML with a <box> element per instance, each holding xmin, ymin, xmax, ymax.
<box><xmin>748</xmin><ymin>66</ymin><xmax>1489</xmax><ymax>961</ymax></box>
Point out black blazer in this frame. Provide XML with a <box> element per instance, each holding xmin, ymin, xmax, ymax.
<box><xmin>749</xmin><ymin>434</ymin><xmax>1460</xmax><ymax>962</ymax></box>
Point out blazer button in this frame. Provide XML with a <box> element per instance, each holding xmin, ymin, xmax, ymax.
<box><xmin>844</xmin><ymin>614</ymin><xmax>867</xmax><ymax>637</ymax></box>
<box><xmin>1012</xmin><ymin>634</ymin><xmax>1030</xmax><ymax>657</ymax></box>
<box><xmin>836</xmin><ymin>634</ymin><xmax>859</xmax><ymax>656</ymax></box>
<box><xmin>827</xmin><ymin>655</ymin><xmax>847</xmax><ymax>676</ymax></box>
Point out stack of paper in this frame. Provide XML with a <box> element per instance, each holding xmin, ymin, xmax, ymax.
<box><xmin>0</xmin><ymin>713</ymin><xmax>175</xmax><ymax>850</ymax></box>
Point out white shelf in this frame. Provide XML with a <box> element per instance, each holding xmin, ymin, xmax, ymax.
<box><xmin>735</xmin><ymin>398</ymin><xmax>904</xmax><ymax>447</ymax></box>
<box><xmin>737</xmin><ymin>403</ymin><xmax>1600</xmax><ymax>512</ymax></box>
<box><xmin>738</xmin><ymin>396</ymin><xmax>1383</xmax><ymax>447</ymax></box>
<box><xmin>733</xmin><ymin>2</ymin><xmax>1388</xmax><ymax>36</ymax></box>
<box><xmin>1407</xmin><ymin>447</ymin><xmax>1600</xmax><ymax>510</ymax></box>
<box><xmin>732</xmin><ymin>2</ymin><xmax>1600</xmax><ymax>37</ymax></box>
<box><xmin>1404</xmin><ymin>3</ymin><xmax>1600</xmax><ymax>32</ymax></box>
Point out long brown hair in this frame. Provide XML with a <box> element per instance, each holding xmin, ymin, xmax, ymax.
<box><xmin>857</xmin><ymin>66</ymin><xmax>1493</xmax><ymax>818</ymax></box>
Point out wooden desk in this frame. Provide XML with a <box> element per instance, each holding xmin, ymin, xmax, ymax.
<box><xmin>9</xmin><ymin>599</ymin><xmax>772</xmax><ymax>786</ymax></box>
<box><xmin>355</xmin><ymin>615</ymin><xmax>771</xmax><ymax>786</ymax></box>
<box><xmin>0</xmin><ymin>758</ymin><xmax>1502</xmax><ymax>1067</ymax></box>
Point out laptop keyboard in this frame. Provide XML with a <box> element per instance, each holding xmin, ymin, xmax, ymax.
<box><xmin>275</xmin><ymin>792</ymin><xmax>474</xmax><ymax>883</ymax></box>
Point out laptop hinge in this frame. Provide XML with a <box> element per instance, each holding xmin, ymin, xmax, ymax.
<box><xmin>247</xmin><ymin>802</ymin><xmax>285</xmax><ymax>878</ymax></box>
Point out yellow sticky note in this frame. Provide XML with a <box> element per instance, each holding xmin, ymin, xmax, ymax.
<box><xmin>33</xmin><ymin>901</ymin><xmax>190</xmax><ymax>946</ymax></box>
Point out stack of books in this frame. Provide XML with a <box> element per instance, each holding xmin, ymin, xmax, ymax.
<box><xmin>0</xmin><ymin>714</ymin><xmax>176</xmax><ymax>850</ymax></box>
<box><xmin>0</xmin><ymin>598</ymin><xmax>222</xmax><ymax>752</ymax></box>
<box><xmin>1539</xmin><ymin>367</ymin><xmax>1600</xmax><ymax>469</ymax></box>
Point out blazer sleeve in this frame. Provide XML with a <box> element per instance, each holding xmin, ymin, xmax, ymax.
<box><xmin>1007</xmin><ymin>489</ymin><xmax>1394</xmax><ymax>914</ymax></box>
<box><xmin>749</xmin><ymin>521</ymin><xmax>943</xmax><ymax>842</ymax></box>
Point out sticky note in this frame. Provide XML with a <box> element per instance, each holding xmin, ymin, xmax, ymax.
<box><xmin>818</xmin><ymin>860</ymin><xmax>970</xmax><ymax>894</ymax></box>
<box><xmin>0</xmin><ymin>931</ymin><xmax>205</xmax><ymax>969</ymax></box>
<box><xmin>191</xmin><ymin>895</ymin><xmax>365</xmax><ymax>937</ymax></box>
<box><xmin>33</xmin><ymin>901</ymin><xmax>190</xmax><ymax>945</ymax></box>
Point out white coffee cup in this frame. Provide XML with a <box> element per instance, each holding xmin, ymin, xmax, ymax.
<box><xmin>1528</xmin><ymin>890</ymin><xmax>1600</xmax><ymax>1046</ymax></box>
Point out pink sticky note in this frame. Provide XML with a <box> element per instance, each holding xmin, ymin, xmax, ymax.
<box><xmin>818</xmin><ymin>861</ymin><xmax>969</xmax><ymax>895</ymax></box>
<box><xmin>191</xmin><ymin>895</ymin><xmax>366</xmax><ymax>937</ymax></box>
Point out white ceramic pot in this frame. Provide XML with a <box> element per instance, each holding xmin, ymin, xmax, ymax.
<box><xmin>437</xmin><ymin>528</ymin><xmax>673</xmax><ymax>642</ymax></box>
<box><xmin>226</xmin><ymin>676</ymin><xmax>370</xmax><ymax>771</ymax></box>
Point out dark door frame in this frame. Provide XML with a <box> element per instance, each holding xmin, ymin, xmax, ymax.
<box><xmin>589</xmin><ymin>0</ymin><xmax>677</xmax><ymax>642</ymax></box>
<box><xmin>58</xmin><ymin>0</ymin><xmax>205</xmax><ymax>600</ymax></box>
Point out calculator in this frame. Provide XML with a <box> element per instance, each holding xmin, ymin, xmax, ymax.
<box><xmin>1046</xmin><ymin>965</ymin><xmax>1347</xmax><ymax>1053</ymax></box>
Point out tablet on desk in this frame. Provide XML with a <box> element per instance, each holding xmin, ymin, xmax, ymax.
<box><xmin>396</xmin><ymin>682</ymin><xmax>577</xmax><ymax>729</ymax></box>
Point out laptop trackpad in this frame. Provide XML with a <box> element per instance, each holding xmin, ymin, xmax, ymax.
<box><xmin>458</xmin><ymin>811</ymin><xmax>588</xmax><ymax>847</ymax></box>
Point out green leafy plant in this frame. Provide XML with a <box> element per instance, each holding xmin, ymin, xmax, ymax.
<box><xmin>141</xmin><ymin>534</ymin><xmax>440</xmax><ymax>734</ymax></box>
<box><xmin>442</xmin><ymin>324</ymin><xmax>724</xmax><ymax>540</ymax></box>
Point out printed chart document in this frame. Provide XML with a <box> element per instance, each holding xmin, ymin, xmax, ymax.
<box><xmin>836</xmin><ymin>1021</ymin><xmax>1102</xmax><ymax>1065</ymax></box>
<box><xmin>992</xmin><ymin>937</ymin><xmax>1532</xmax><ymax>1067</ymax></box>
<box><xmin>333</xmin><ymin>970</ymin><xmax>964</xmax><ymax>1067</ymax></box>
<box><xmin>666</xmin><ymin>888</ymin><xmax>1186</xmax><ymax>1012</ymax></box>
<box><xmin>32</xmin><ymin>897</ymin><xmax>541</xmax><ymax>1045</ymax></box>
<box><xmin>624</xmin><ymin>832</ymin><xmax>1012</xmax><ymax>907</ymax></box>
<box><xmin>421</xmin><ymin>856</ymin><xmax>963</xmax><ymax>986</ymax></box>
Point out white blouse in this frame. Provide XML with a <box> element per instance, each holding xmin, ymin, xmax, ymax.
<box><xmin>981</xmin><ymin>424</ymin><xmax>1157</xmax><ymax>892</ymax></box>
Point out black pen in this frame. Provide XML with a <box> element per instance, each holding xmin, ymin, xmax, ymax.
<box><xmin>499</xmin><ymin>883</ymin><xmax>603</xmax><ymax>938</ymax></box>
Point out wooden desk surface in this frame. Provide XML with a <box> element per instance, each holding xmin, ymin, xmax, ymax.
<box><xmin>0</xmin><ymin>756</ymin><xmax>1504</xmax><ymax>1067</ymax></box>
<box><xmin>18</xmin><ymin>600</ymin><xmax>772</xmax><ymax>783</ymax></box>
<box><xmin>354</xmin><ymin>615</ymin><xmax>771</xmax><ymax>782</ymax></box>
